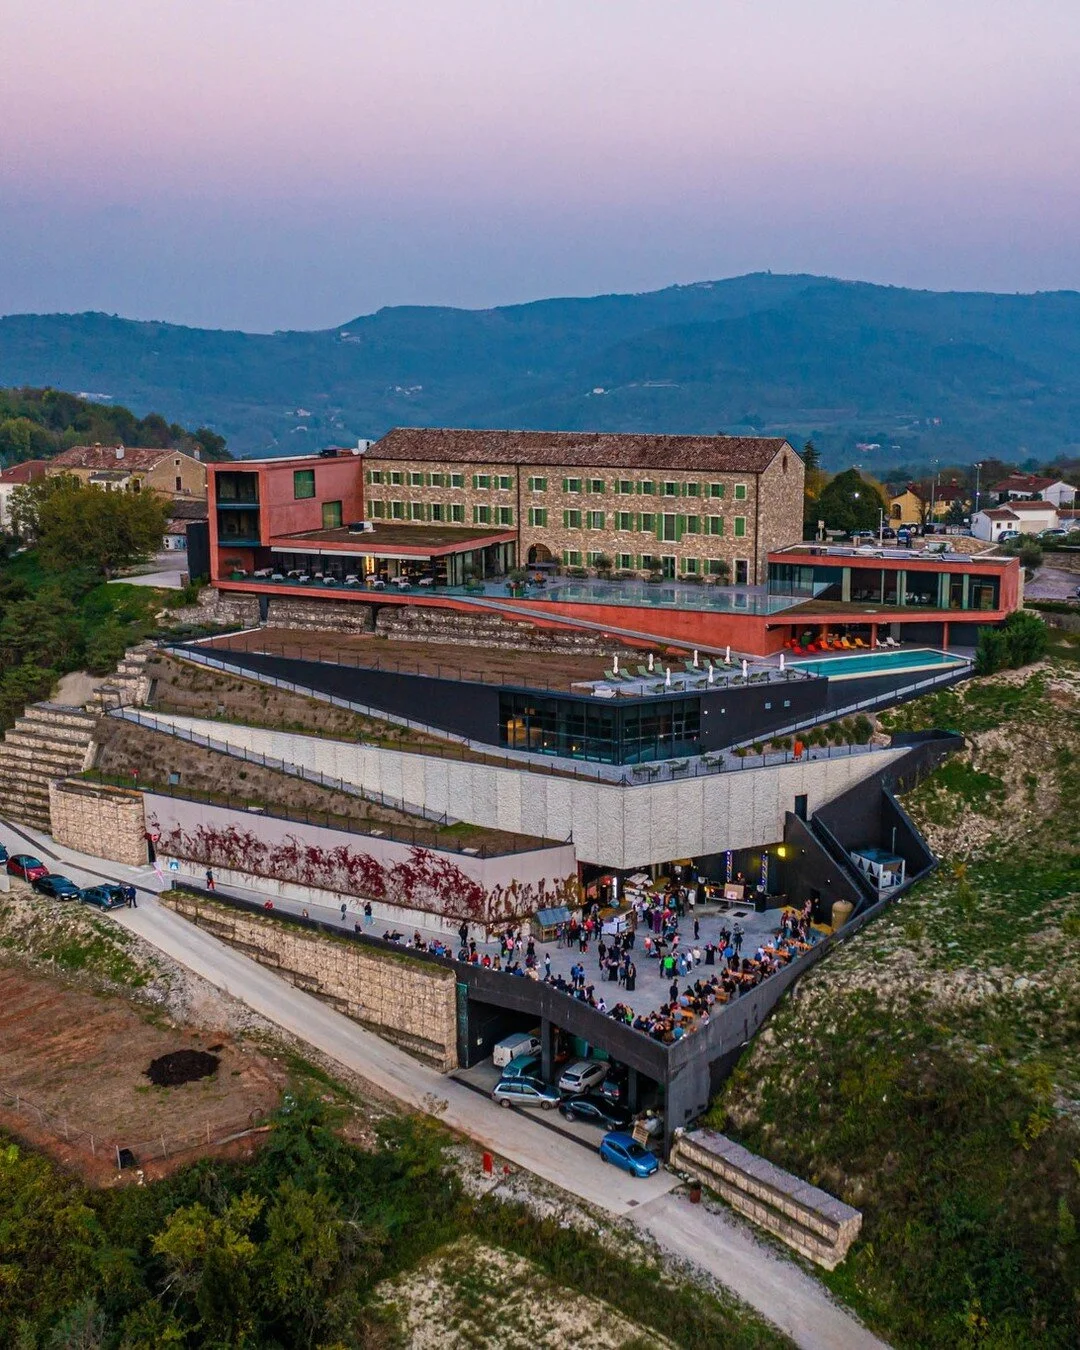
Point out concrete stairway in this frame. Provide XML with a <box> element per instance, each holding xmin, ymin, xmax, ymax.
<box><xmin>87</xmin><ymin>644</ymin><xmax>154</xmax><ymax>712</ymax></box>
<box><xmin>0</xmin><ymin>705</ymin><xmax>99</xmax><ymax>831</ymax></box>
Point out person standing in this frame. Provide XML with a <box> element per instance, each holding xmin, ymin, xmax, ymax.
<box><xmin>340</xmin><ymin>901</ymin><xmax>347</xmax><ymax>922</ymax></box>
<box><xmin>693</xmin><ymin>916</ymin><xmax>700</xmax><ymax>941</ymax></box>
<box><xmin>205</xmin><ymin>868</ymin><xmax>215</xmax><ymax>892</ymax></box>
<box><xmin>364</xmin><ymin>900</ymin><xmax>373</xmax><ymax>926</ymax></box>
<box><xmin>544</xmin><ymin>953</ymin><xmax>551</xmax><ymax>979</ymax></box>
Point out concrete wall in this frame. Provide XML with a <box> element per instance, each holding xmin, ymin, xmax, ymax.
<box><xmin>670</xmin><ymin>1129</ymin><xmax>862</xmax><ymax>1270</ymax></box>
<box><xmin>49</xmin><ymin>780</ymin><xmax>147</xmax><ymax>866</ymax></box>
<box><xmin>143</xmin><ymin>791</ymin><xmax>578</xmax><ymax>930</ymax></box>
<box><xmin>135</xmin><ymin>712</ymin><xmax>908</xmax><ymax>868</ymax></box>
<box><xmin>164</xmin><ymin>890</ymin><xmax>459</xmax><ymax>1067</ymax></box>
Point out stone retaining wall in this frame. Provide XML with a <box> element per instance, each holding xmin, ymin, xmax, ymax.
<box><xmin>670</xmin><ymin>1128</ymin><xmax>862</xmax><ymax>1269</ymax></box>
<box><xmin>49</xmin><ymin>779</ymin><xmax>147</xmax><ymax>867</ymax></box>
<box><xmin>164</xmin><ymin>891</ymin><xmax>459</xmax><ymax>1068</ymax></box>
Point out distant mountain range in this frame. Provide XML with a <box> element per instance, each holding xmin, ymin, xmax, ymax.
<box><xmin>2</xmin><ymin>273</ymin><xmax>1080</xmax><ymax>467</ymax></box>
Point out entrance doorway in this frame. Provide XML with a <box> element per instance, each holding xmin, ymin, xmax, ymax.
<box><xmin>735</xmin><ymin>559</ymin><xmax>749</xmax><ymax>585</ymax></box>
<box><xmin>661</xmin><ymin>555</ymin><xmax>676</xmax><ymax>579</ymax></box>
<box><xmin>794</xmin><ymin>794</ymin><xmax>808</xmax><ymax>821</ymax></box>
<box><xmin>528</xmin><ymin>543</ymin><xmax>554</xmax><ymax>565</ymax></box>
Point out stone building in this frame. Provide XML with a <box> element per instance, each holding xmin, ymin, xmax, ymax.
<box><xmin>46</xmin><ymin>443</ymin><xmax>207</xmax><ymax>499</ymax></box>
<box><xmin>362</xmin><ymin>429</ymin><xmax>804</xmax><ymax>583</ymax></box>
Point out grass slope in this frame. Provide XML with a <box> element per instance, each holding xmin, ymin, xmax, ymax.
<box><xmin>709</xmin><ymin>659</ymin><xmax>1080</xmax><ymax>1349</ymax></box>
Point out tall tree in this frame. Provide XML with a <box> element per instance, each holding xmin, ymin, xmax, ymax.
<box><xmin>13</xmin><ymin>477</ymin><xmax>169</xmax><ymax>577</ymax></box>
<box><xmin>816</xmin><ymin>468</ymin><xmax>887</xmax><ymax>533</ymax></box>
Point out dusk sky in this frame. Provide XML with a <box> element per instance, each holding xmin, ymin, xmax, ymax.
<box><xmin>2</xmin><ymin>0</ymin><xmax>1079</xmax><ymax>331</ymax></box>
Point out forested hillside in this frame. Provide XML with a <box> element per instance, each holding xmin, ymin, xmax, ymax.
<box><xmin>0</xmin><ymin>386</ymin><xmax>229</xmax><ymax>465</ymax></box>
<box><xmin>3</xmin><ymin>274</ymin><xmax>1080</xmax><ymax>463</ymax></box>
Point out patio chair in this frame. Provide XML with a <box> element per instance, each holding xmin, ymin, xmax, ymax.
<box><xmin>682</xmin><ymin>660</ymin><xmax>700</xmax><ymax>675</ymax></box>
<box><xmin>270</xmin><ymin>572</ymin><xmax>285</xmax><ymax>583</ymax></box>
<box><xmin>635</xmin><ymin>665</ymin><xmax>652</xmax><ymax>679</ymax></box>
<box><xmin>854</xmin><ymin>637</ymin><xmax>868</xmax><ymax>649</ymax></box>
<box><xmin>343</xmin><ymin>575</ymin><xmax>360</xmax><ymax>586</ymax></box>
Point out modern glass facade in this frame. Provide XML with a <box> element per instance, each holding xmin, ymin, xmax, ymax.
<box><xmin>768</xmin><ymin>560</ymin><xmax>1000</xmax><ymax>611</ymax></box>
<box><xmin>500</xmin><ymin>692</ymin><xmax>701</xmax><ymax>764</ymax></box>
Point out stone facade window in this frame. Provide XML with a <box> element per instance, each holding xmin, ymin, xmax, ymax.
<box><xmin>734</xmin><ymin>483</ymin><xmax>748</xmax><ymax>500</ymax></box>
<box><xmin>734</xmin><ymin>516</ymin><xmax>747</xmax><ymax>537</ymax></box>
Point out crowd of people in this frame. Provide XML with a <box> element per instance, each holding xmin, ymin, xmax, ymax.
<box><xmin>367</xmin><ymin>888</ymin><xmax>820</xmax><ymax>1043</ymax></box>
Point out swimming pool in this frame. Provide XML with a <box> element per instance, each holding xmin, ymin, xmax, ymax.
<box><xmin>789</xmin><ymin>648</ymin><xmax>967</xmax><ymax>680</ymax></box>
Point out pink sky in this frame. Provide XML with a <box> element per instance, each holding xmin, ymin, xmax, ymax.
<box><xmin>2</xmin><ymin>0</ymin><xmax>1079</xmax><ymax>328</ymax></box>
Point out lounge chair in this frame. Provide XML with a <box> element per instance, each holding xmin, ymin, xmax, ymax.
<box><xmin>683</xmin><ymin>660</ymin><xmax>701</xmax><ymax>675</ymax></box>
<box><xmin>854</xmin><ymin>637</ymin><xmax>868</xmax><ymax>649</ymax></box>
<box><xmin>840</xmin><ymin>637</ymin><xmax>855</xmax><ymax>649</ymax></box>
<box><xmin>636</xmin><ymin>665</ymin><xmax>652</xmax><ymax>679</ymax></box>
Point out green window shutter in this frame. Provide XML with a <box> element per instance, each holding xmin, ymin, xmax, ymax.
<box><xmin>562</xmin><ymin>477</ymin><xmax>569</xmax><ymax>493</ymax></box>
<box><xmin>655</xmin><ymin>518</ymin><xmax>663</xmax><ymax>541</ymax></box>
<box><xmin>676</xmin><ymin>513</ymin><xmax>686</xmax><ymax>541</ymax></box>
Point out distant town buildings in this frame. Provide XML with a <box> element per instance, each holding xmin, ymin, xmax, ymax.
<box><xmin>990</xmin><ymin>473</ymin><xmax>1077</xmax><ymax>508</ymax></box>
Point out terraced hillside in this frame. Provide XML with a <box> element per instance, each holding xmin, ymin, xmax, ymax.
<box><xmin>711</xmin><ymin>659</ymin><xmax>1080</xmax><ymax>1349</ymax></box>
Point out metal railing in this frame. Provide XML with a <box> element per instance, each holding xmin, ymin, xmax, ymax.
<box><xmin>82</xmin><ymin>765</ymin><xmax>562</xmax><ymax>859</ymax></box>
<box><xmin>179</xmin><ymin>634</ymin><xmax>805</xmax><ymax>697</ymax></box>
<box><xmin>111</xmin><ymin>706</ymin><xmax>447</xmax><ymax>823</ymax></box>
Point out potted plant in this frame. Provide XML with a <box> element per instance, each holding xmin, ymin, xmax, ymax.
<box><xmin>594</xmin><ymin>553</ymin><xmax>614</xmax><ymax>577</ymax></box>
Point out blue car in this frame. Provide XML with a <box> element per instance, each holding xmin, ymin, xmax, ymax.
<box><xmin>32</xmin><ymin>874</ymin><xmax>82</xmax><ymax>900</ymax></box>
<box><xmin>599</xmin><ymin>1131</ymin><xmax>660</xmax><ymax>1177</ymax></box>
<box><xmin>79</xmin><ymin>885</ymin><xmax>127</xmax><ymax>911</ymax></box>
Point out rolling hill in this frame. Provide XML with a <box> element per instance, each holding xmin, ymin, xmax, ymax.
<box><xmin>2</xmin><ymin>273</ymin><xmax>1080</xmax><ymax>466</ymax></box>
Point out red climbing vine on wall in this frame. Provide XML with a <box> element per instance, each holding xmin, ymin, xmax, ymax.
<box><xmin>147</xmin><ymin>813</ymin><xmax>579</xmax><ymax>923</ymax></box>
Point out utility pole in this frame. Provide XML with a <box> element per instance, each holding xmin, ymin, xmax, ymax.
<box><xmin>973</xmin><ymin>462</ymin><xmax>983</xmax><ymax>519</ymax></box>
<box><xmin>930</xmin><ymin>459</ymin><xmax>938</xmax><ymax>524</ymax></box>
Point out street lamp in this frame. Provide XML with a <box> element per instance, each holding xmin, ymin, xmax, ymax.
<box><xmin>973</xmin><ymin>462</ymin><xmax>983</xmax><ymax>518</ymax></box>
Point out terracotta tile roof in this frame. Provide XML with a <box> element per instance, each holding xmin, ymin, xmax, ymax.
<box><xmin>991</xmin><ymin>473</ymin><xmax>1056</xmax><ymax>492</ymax></box>
<box><xmin>50</xmin><ymin>444</ymin><xmax>197</xmax><ymax>471</ymax></box>
<box><xmin>0</xmin><ymin>459</ymin><xmax>49</xmax><ymax>484</ymax></box>
<box><xmin>981</xmin><ymin>508</ymin><xmax>1019</xmax><ymax>520</ymax></box>
<box><xmin>1005</xmin><ymin>499</ymin><xmax>1057</xmax><ymax>511</ymax></box>
<box><xmin>369</xmin><ymin>427</ymin><xmax>792</xmax><ymax>472</ymax></box>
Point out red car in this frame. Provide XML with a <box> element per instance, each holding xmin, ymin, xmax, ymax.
<box><xmin>7</xmin><ymin>854</ymin><xmax>50</xmax><ymax>882</ymax></box>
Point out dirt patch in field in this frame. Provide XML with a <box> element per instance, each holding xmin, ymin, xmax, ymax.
<box><xmin>0</xmin><ymin>963</ymin><xmax>283</xmax><ymax>1183</ymax></box>
<box><xmin>146</xmin><ymin>1048</ymin><xmax>220</xmax><ymax>1087</ymax></box>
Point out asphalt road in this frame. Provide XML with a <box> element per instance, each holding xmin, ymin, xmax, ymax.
<box><xmin>0</xmin><ymin>816</ymin><xmax>888</xmax><ymax>1349</ymax></box>
<box><xmin>1027</xmin><ymin>563</ymin><xmax>1080</xmax><ymax>600</ymax></box>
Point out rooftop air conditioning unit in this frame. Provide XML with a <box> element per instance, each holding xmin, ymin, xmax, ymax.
<box><xmin>347</xmin><ymin>521</ymin><xmax>375</xmax><ymax>533</ymax></box>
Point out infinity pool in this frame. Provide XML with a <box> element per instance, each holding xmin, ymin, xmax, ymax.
<box><xmin>789</xmin><ymin>648</ymin><xmax>967</xmax><ymax>679</ymax></box>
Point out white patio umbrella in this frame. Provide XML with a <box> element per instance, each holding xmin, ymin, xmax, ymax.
<box><xmin>693</xmin><ymin>649</ymin><xmax>699</xmax><ymax>668</ymax></box>
<box><xmin>707</xmin><ymin>664</ymin><xmax>714</xmax><ymax>685</ymax></box>
<box><xmin>613</xmin><ymin>654</ymin><xmax>619</xmax><ymax>674</ymax></box>
<box><xmin>665</xmin><ymin>667</ymin><xmax>672</xmax><ymax>687</ymax></box>
<box><xmin>725</xmin><ymin>645</ymin><xmax>731</xmax><ymax>664</ymax></box>
<box><xmin>741</xmin><ymin>659</ymin><xmax>748</xmax><ymax>680</ymax></box>
<box><xmin>779</xmin><ymin>652</ymin><xmax>786</xmax><ymax>672</ymax></box>
<box><xmin>647</xmin><ymin>652</ymin><xmax>654</xmax><ymax>672</ymax></box>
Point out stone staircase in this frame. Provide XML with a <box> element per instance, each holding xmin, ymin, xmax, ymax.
<box><xmin>87</xmin><ymin>644</ymin><xmax>154</xmax><ymax>712</ymax></box>
<box><xmin>374</xmin><ymin>605</ymin><xmax>620</xmax><ymax>655</ymax></box>
<box><xmin>0</xmin><ymin>705</ymin><xmax>99</xmax><ymax>831</ymax></box>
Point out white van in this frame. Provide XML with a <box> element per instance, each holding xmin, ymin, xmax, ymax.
<box><xmin>492</xmin><ymin>1031</ymin><xmax>542</xmax><ymax>1069</ymax></box>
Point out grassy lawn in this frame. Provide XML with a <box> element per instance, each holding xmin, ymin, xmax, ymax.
<box><xmin>711</xmin><ymin>659</ymin><xmax>1080</xmax><ymax>1349</ymax></box>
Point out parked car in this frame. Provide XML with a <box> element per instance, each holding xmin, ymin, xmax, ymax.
<box><xmin>0</xmin><ymin>843</ymin><xmax>7</xmax><ymax>863</ymax></box>
<box><xmin>31</xmin><ymin>874</ymin><xmax>82</xmax><ymax>900</ymax></box>
<box><xmin>558</xmin><ymin>1093</ymin><xmax>633</xmax><ymax>1130</ymax></box>
<box><xmin>492</xmin><ymin>1031</ymin><xmax>542</xmax><ymax>1069</ymax></box>
<box><xmin>1041</xmin><ymin>528</ymin><xmax>1067</xmax><ymax>538</ymax></box>
<box><xmin>491</xmin><ymin>1077</ymin><xmax>561</xmax><ymax>1110</ymax></box>
<box><xmin>880</xmin><ymin>527</ymin><xmax>897</xmax><ymax>540</ymax></box>
<box><xmin>597</xmin><ymin>1063</ymin><xmax>629</xmax><ymax>1103</ymax></box>
<box><xmin>558</xmin><ymin>1059</ymin><xmax>609</xmax><ymax>1095</ymax></box>
<box><xmin>998</xmin><ymin>530</ymin><xmax>1021</xmax><ymax>542</ymax></box>
<box><xmin>501</xmin><ymin>1052</ymin><xmax>542</xmax><ymax>1080</ymax></box>
<box><xmin>896</xmin><ymin>529</ymin><xmax>912</xmax><ymax>546</ymax></box>
<box><xmin>6</xmin><ymin>854</ymin><xmax>49</xmax><ymax>882</ymax></box>
<box><xmin>78</xmin><ymin>885</ymin><xmax>127</xmax><ymax>911</ymax></box>
<box><xmin>599</xmin><ymin>1131</ymin><xmax>660</xmax><ymax>1177</ymax></box>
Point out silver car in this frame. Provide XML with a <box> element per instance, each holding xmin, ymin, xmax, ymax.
<box><xmin>558</xmin><ymin>1059</ymin><xmax>609</xmax><ymax>1095</ymax></box>
<box><xmin>492</xmin><ymin>1077</ymin><xmax>561</xmax><ymax>1110</ymax></box>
